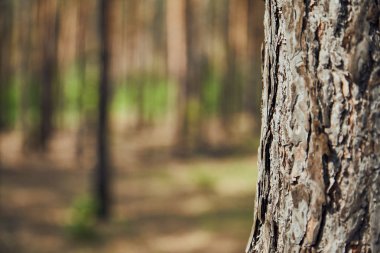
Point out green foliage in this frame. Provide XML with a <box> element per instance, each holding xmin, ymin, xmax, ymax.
<box><xmin>65</xmin><ymin>195</ymin><xmax>98</xmax><ymax>240</ymax></box>
<box><xmin>113</xmin><ymin>84</ymin><xmax>131</xmax><ymax>114</ymax></box>
<box><xmin>201</xmin><ymin>68</ymin><xmax>222</xmax><ymax>116</ymax></box>
<box><xmin>112</xmin><ymin>73</ymin><xmax>171</xmax><ymax>119</ymax></box>
<box><xmin>81</xmin><ymin>66</ymin><xmax>99</xmax><ymax>113</ymax></box>
<box><xmin>145</xmin><ymin>78</ymin><xmax>171</xmax><ymax>117</ymax></box>
<box><xmin>219</xmin><ymin>66</ymin><xmax>245</xmax><ymax>117</ymax></box>
<box><xmin>198</xmin><ymin>65</ymin><xmax>247</xmax><ymax>117</ymax></box>
<box><xmin>25</xmin><ymin>77</ymin><xmax>42</xmax><ymax>130</ymax></box>
<box><xmin>61</xmin><ymin>64</ymin><xmax>99</xmax><ymax>126</ymax></box>
<box><xmin>187</xmin><ymin>97</ymin><xmax>201</xmax><ymax>126</ymax></box>
<box><xmin>0</xmin><ymin>77</ymin><xmax>20</xmax><ymax>129</ymax></box>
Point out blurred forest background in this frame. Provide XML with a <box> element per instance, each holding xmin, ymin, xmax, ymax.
<box><xmin>0</xmin><ymin>0</ymin><xmax>264</xmax><ymax>252</ymax></box>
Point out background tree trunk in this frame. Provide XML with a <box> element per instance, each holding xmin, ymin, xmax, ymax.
<box><xmin>0</xmin><ymin>1</ymin><xmax>14</xmax><ymax>130</ymax></box>
<box><xmin>247</xmin><ymin>0</ymin><xmax>380</xmax><ymax>252</ymax></box>
<box><xmin>38</xmin><ymin>0</ymin><xmax>59</xmax><ymax>149</ymax></box>
<box><xmin>168</xmin><ymin>0</ymin><xmax>205</xmax><ymax>155</ymax></box>
<box><xmin>95</xmin><ymin>0</ymin><xmax>113</xmax><ymax>220</ymax></box>
<box><xmin>246</xmin><ymin>0</ymin><xmax>264</xmax><ymax>123</ymax></box>
<box><xmin>75</xmin><ymin>0</ymin><xmax>88</xmax><ymax>164</ymax></box>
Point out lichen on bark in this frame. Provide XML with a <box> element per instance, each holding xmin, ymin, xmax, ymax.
<box><xmin>247</xmin><ymin>0</ymin><xmax>380</xmax><ymax>252</ymax></box>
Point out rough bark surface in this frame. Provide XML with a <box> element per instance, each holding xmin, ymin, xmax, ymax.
<box><xmin>247</xmin><ymin>0</ymin><xmax>380</xmax><ymax>252</ymax></box>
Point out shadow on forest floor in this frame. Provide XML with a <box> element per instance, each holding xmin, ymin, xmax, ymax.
<box><xmin>0</xmin><ymin>130</ymin><xmax>257</xmax><ymax>253</ymax></box>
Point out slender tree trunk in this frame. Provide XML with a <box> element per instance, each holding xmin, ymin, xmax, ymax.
<box><xmin>96</xmin><ymin>0</ymin><xmax>113</xmax><ymax>220</ymax></box>
<box><xmin>0</xmin><ymin>1</ymin><xmax>13</xmax><ymax>130</ymax></box>
<box><xmin>172</xmin><ymin>0</ymin><xmax>205</xmax><ymax>155</ymax></box>
<box><xmin>247</xmin><ymin>0</ymin><xmax>380</xmax><ymax>252</ymax></box>
<box><xmin>220</xmin><ymin>0</ymin><xmax>236</xmax><ymax>131</ymax></box>
<box><xmin>19</xmin><ymin>0</ymin><xmax>32</xmax><ymax>143</ymax></box>
<box><xmin>220</xmin><ymin>0</ymin><xmax>246</xmax><ymax>134</ymax></box>
<box><xmin>38</xmin><ymin>0</ymin><xmax>59</xmax><ymax>149</ymax></box>
<box><xmin>135</xmin><ymin>0</ymin><xmax>145</xmax><ymax>130</ymax></box>
<box><xmin>183</xmin><ymin>0</ymin><xmax>203</xmax><ymax>152</ymax></box>
<box><xmin>166</xmin><ymin>0</ymin><xmax>187</xmax><ymax>154</ymax></box>
<box><xmin>75</xmin><ymin>0</ymin><xmax>88</xmax><ymax>164</ymax></box>
<box><xmin>246</xmin><ymin>0</ymin><xmax>264</xmax><ymax>122</ymax></box>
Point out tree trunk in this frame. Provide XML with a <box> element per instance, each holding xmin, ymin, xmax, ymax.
<box><xmin>246</xmin><ymin>0</ymin><xmax>264</xmax><ymax>122</ymax></box>
<box><xmin>95</xmin><ymin>0</ymin><xmax>113</xmax><ymax>220</ymax></box>
<box><xmin>167</xmin><ymin>0</ymin><xmax>205</xmax><ymax>155</ymax></box>
<box><xmin>220</xmin><ymin>0</ymin><xmax>237</xmax><ymax>130</ymax></box>
<box><xmin>0</xmin><ymin>0</ymin><xmax>13</xmax><ymax>130</ymax></box>
<box><xmin>247</xmin><ymin>0</ymin><xmax>380</xmax><ymax>252</ymax></box>
<box><xmin>75</xmin><ymin>0</ymin><xmax>88</xmax><ymax>164</ymax></box>
<box><xmin>38</xmin><ymin>0</ymin><xmax>59</xmax><ymax>149</ymax></box>
<box><xmin>182</xmin><ymin>0</ymin><xmax>205</xmax><ymax>153</ymax></box>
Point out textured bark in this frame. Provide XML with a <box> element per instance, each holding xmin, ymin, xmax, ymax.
<box><xmin>247</xmin><ymin>0</ymin><xmax>380</xmax><ymax>252</ymax></box>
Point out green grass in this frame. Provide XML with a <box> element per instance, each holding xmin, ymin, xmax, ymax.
<box><xmin>64</xmin><ymin>195</ymin><xmax>99</xmax><ymax>240</ymax></box>
<box><xmin>192</xmin><ymin>171</ymin><xmax>217</xmax><ymax>192</ymax></box>
<box><xmin>121</xmin><ymin>156</ymin><xmax>258</xmax><ymax>237</ymax></box>
<box><xmin>189</xmin><ymin>158</ymin><xmax>258</xmax><ymax>189</ymax></box>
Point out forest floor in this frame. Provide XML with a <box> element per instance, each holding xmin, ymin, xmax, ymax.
<box><xmin>0</xmin><ymin>126</ymin><xmax>258</xmax><ymax>253</ymax></box>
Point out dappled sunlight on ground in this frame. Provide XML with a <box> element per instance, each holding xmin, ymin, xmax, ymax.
<box><xmin>0</xmin><ymin>130</ymin><xmax>258</xmax><ymax>253</ymax></box>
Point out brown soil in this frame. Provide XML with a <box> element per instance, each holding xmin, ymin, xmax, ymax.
<box><xmin>0</xmin><ymin>128</ymin><xmax>257</xmax><ymax>253</ymax></box>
